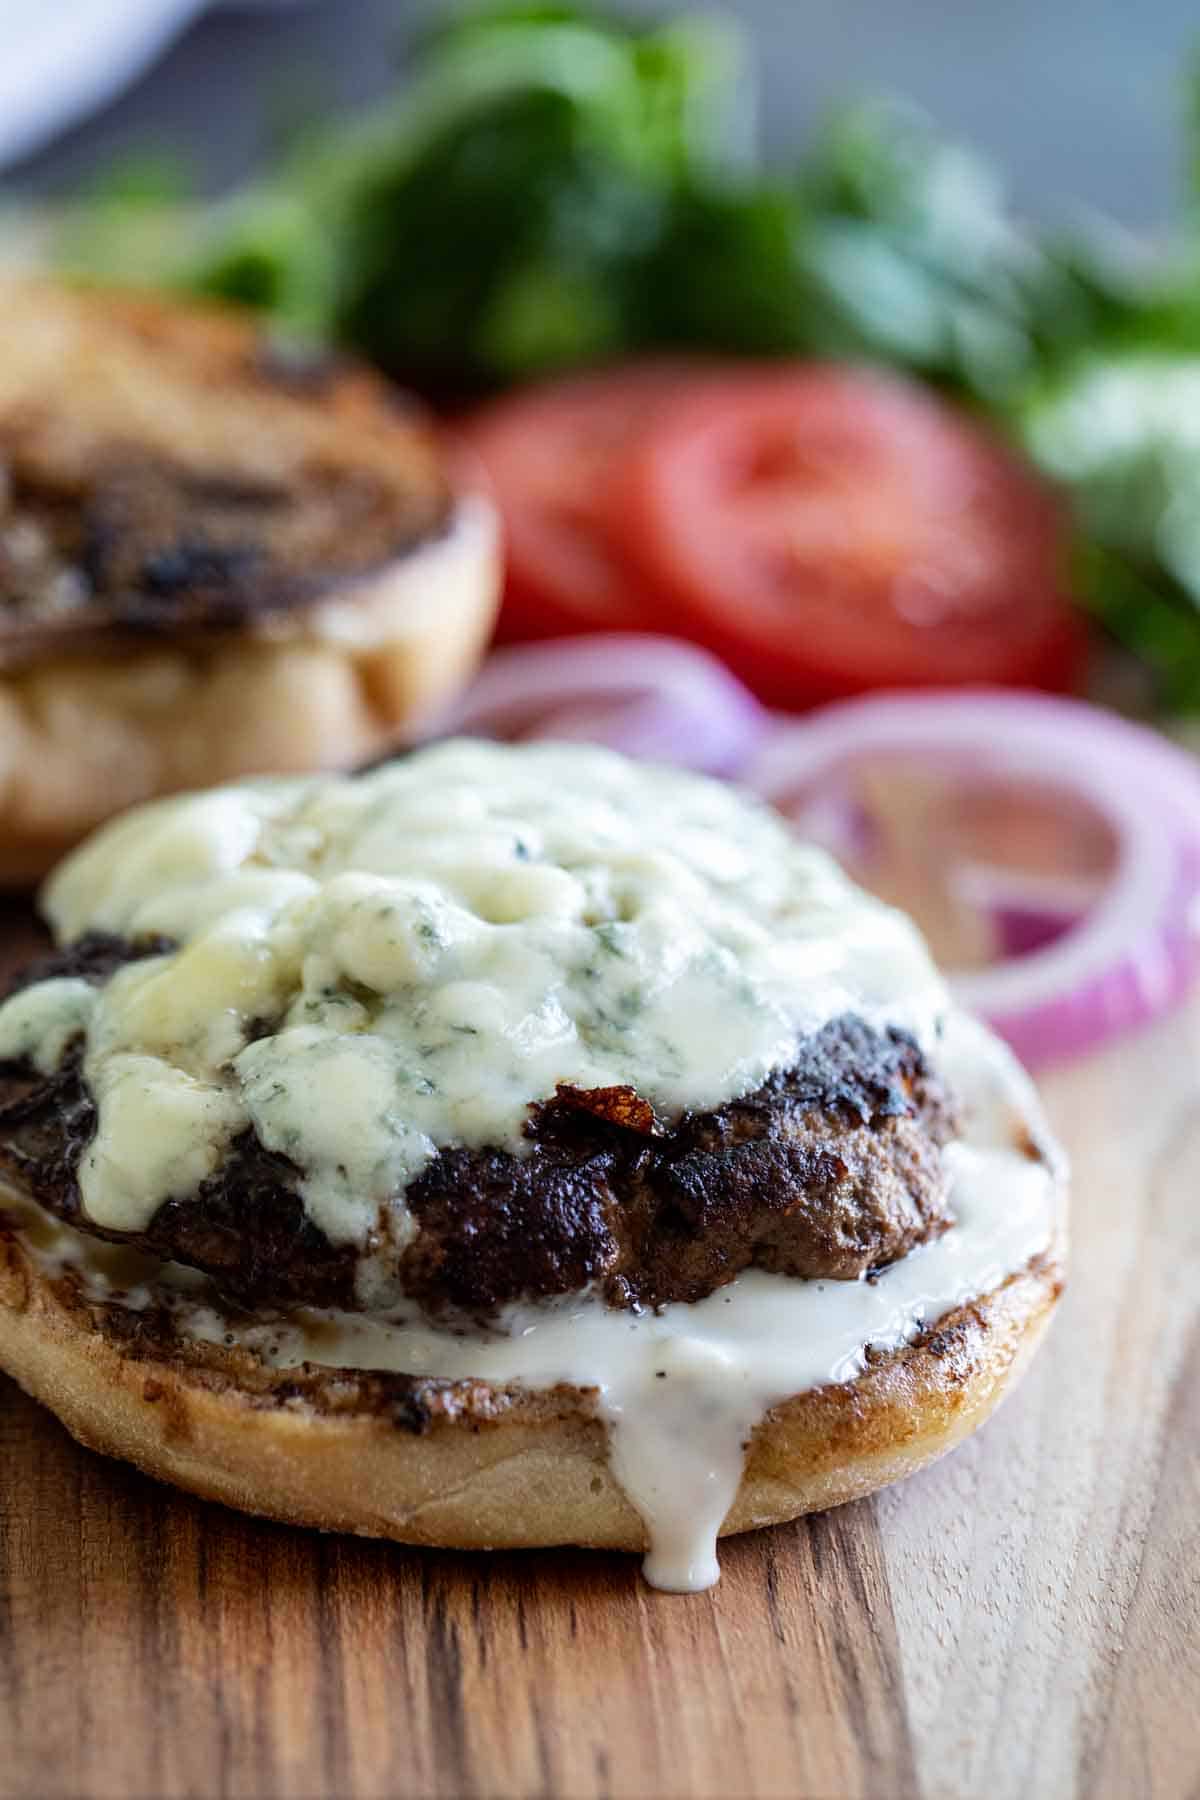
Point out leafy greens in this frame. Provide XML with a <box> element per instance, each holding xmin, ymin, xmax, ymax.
<box><xmin>68</xmin><ymin>3</ymin><xmax>1200</xmax><ymax>710</ymax></box>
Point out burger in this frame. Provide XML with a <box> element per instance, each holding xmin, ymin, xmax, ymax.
<box><xmin>0</xmin><ymin>740</ymin><xmax>1065</xmax><ymax>1589</ymax></box>
<box><xmin>0</xmin><ymin>280</ymin><xmax>499</xmax><ymax>879</ymax></box>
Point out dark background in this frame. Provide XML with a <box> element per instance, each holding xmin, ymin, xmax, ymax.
<box><xmin>6</xmin><ymin>0</ymin><xmax>1198</xmax><ymax>226</ymax></box>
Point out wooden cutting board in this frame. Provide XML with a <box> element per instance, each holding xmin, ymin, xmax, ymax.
<box><xmin>0</xmin><ymin>900</ymin><xmax>1197</xmax><ymax>1800</ymax></box>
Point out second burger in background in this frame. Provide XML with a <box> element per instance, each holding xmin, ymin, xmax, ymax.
<box><xmin>0</xmin><ymin>280</ymin><xmax>500</xmax><ymax>882</ymax></box>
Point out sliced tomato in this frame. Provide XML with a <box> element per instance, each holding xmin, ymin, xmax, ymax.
<box><xmin>457</xmin><ymin>363</ymin><xmax>703</xmax><ymax>640</ymax></box>
<box><xmin>611</xmin><ymin>365</ymin><xmax>1086</xmax><ymax>705</ymax></box>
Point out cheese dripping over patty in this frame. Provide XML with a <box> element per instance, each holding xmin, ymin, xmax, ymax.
<box><xmin>0</xmin><ymin>739</ymin><xmax>946</xmax><ymax>1248</ymax></box>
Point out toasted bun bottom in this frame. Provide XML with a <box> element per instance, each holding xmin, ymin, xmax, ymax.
<box><xmin>0</xmin><ymin>1220</ymin><xmax>1064</xmax><ymax>1554</ymax></box>
<box><xmin>0</xmin><ymin>497</ymin><xmax>500</xmax><ymax>883</ymax></box>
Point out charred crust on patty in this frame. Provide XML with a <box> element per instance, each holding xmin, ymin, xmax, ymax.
<box><xmin>0</xmin><ymin>1060</ymin><xmax>360</xmax><ymax>1313</ymax></box>
<box><xmin>0</xmin><ymin>935</ymin><xmax>177</xmax><ymax>1196</ymax></box>
<box><xmin>0</xmin><ymin>283</ymin><xmax>458</xmax><ymax>667</ymax></box>
<box><xmin>0</xmin><ymin>937</ymin><xmax>961</xmax><ymax>1320</ymax></box>
<box><xmin>0</xmin><ymin>928</ymin><xmax>174</xmax><ymax>1000</ymax></box>
<box><xmin>150</xmin><ymin>1138</ymin><xmax>362</xmax><ymax>1310</ymax></box>
<box><xmin>0</xmin><ymin>440</ymin><xmax>454</xmax><ymax>659</ymax></box>
<box><xmin>402</xmin><ymin>1017</ymin><xmax>957</xmax><ymax>1315</ymax></box>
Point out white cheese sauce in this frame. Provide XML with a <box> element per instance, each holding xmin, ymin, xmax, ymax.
<box><xmin>0</xmin><ymin>740</ymin><xmax>947</xmax><ymax>1251</ymax></box>
<box><xmin>12</xmin><ymin>1009</ymin><xmax>1063</xmax><ymax>1592</ymax></box>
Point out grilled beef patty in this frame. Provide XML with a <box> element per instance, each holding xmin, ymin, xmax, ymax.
<box><xmin>0</xmin><ymin>282</ymin><xmax>453</xmax><ymax>666</ymax></box>
<box><xmin>0</xmin><ymin>935</ymin><xmax>958</xmax><ymax>1320</ymax></box>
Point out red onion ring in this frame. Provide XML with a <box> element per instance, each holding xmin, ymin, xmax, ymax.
<box><xmin>428</xmin><ymin>635</ymin><xmax>767</xmax><ymax>775</ymax></box>
<box><xmin>950</xmin><ymin>865</ymin><xmax>1104</xmax><ymax>958</ymax></box>
<box><xmin>744</xmin><ymin>691</ymin><xmax>1200</xmax><ymax>1066</ymax></box>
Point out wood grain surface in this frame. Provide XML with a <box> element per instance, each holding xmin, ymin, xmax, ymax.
<box><xmin>1</xmin><ymin>900</ymin><xmax>1197</xmax><ymax>1800</ymax></box>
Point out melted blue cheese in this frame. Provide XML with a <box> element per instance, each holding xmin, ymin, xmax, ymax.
<box><xmin>0</xmin><ymin>740</ymin><xmax>947</xmax><ymax>1246</ymax></box>
<box><xmin>0</xmin><ymin>976</ymin><xmax>98</xmax><ymax>1073</ymax></box>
